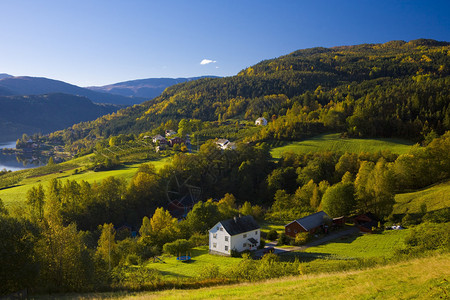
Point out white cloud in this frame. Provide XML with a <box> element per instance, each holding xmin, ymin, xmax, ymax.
<box><xmin>200</xmin><ymin>59</ymin><xmax>217</xmax><ymax>65</ymax></box>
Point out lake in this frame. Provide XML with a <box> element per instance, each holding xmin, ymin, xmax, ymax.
<box><xmin>0</xmin><ymin>141</ymin><xmax>45</xmax><ymax>171</ymax></box>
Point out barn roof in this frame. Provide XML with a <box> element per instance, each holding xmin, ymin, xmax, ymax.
<box><xmin>218</xmin><ymin>215</ymin><xmax>260</xmax><ymax>236</ymax></box>
<box><xmin>286</xmin><ymin>211</ymin><xmax>330</xmax><ymax>231</ymax></box>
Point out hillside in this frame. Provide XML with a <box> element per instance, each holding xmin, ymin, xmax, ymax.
<box><xmin>87</xmin><ymin>76</ymin><xmax>219</xmax><ymax>99</ymax></box>
<box><xmin>44</xmin><ymin>39</ymin><xmax>450</xmax><ymax>151</ymax></box>
<box><xmin>0</xmin><ymin>93</ymin><xmax>119</xmax><ymax>142</ymax></box>
<box><xmin>66</xmin><ymin>255</ymin><xmax>449</xmax><ymax>299</ymax></box>
<box><xmin>0</xmin><ymin>76</ymin><xmax>142</xmax><ymax>105</ymax></box>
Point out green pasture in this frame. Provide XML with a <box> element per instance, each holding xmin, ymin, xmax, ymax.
<box><xmin>145</xmin><ymin>246</ymin><xmax>242</xmax><ymax>279</ymax></box>
<box><xmin>55</xmin><ymin>255</ymin><xmax>449</xmax><ymax>299</ymax></box>
<box><xmin>393</xmin><ymin>180</ymin><xmax>450</xmax><ymax>214</ymax></box>
<box><xmin>0</xmin><ymin>157</ymin><xmax>171</xmax><ymax>208</ymax></box>
<box><xmin>270</xmin><ymin>133</ymin><xmax>414</xmax><ymax>159</ymax></box>
<box><xmin>260</xmin><ymin>221</ymin><xmax>285</xmax><ymax>238</ymax></box>
<box><xmin>302</xmin><ymin>229</ymin><xmax>408</xmax><ymax>259</ymax></box>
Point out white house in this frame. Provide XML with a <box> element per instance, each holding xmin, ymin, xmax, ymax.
<box><xmin>152</xmin><ymin>134</ymin><xmax>166</xmax><ymax>143</ymax></box>
<box><xmin>165</xmin><ymin>129</ymin><xmax>177</xmax><ymax>137</ymax></box>
<box><xmin>209</xmin><ymin>215</ymin><xmax>260</xmax><ymax>256</ymax></box>
<box><xmin>255</xmin><ymin>117</ymin><xmax>268</xmax><ymax>126</ymax></box>
<box><xmin>215</xmin><ymin>139</ymin><xmax>237</xmax><ymax>150</ymax></box>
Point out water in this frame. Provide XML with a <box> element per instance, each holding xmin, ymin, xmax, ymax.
<box><xmin>0</xmin><ymin>141</ymin><xmax>45</xmax><ymax>171</ymax></box>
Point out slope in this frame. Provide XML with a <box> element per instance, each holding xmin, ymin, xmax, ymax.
<box><xmin>0</xmin><ymin>76</ymin><xmax>142</xmax><ymax>105</ymax></box>
<box><xmin>0</xmin><ymin>93</ymin><xmax>119</xmax><ymax>141</ymax></box>
<box><xmin>44</xmin><ymin>39</ymin><xmax>450</xmax><ymax>150</ymax></box>
<box><xmin>87</xmin><ymin>76</ymin><xmax>219</xmax><ymax>99</ymax></box>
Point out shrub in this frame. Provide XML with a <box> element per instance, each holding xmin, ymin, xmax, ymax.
<box><xmin>277</xmin><ymin>232</ymin><xmax>291</xmax><ymax>246</ymax></box>
<box><xmin>188</xmin><ymin>232</ymin><xmax>208</xmax><ymax>247</ymax></box>
<box><xmin>266</xmin><ymin>229</ymin><xmax>279</xmax><ymax>240</ymax></box>
<box><xmin>162</xmin><ymin>239</ymin><xmax>191</xmax><ymax>256</ymax></box>
<box><xmin>201</xmin><ymin>264</ymin><xmax>220</xmax><ymax>279</ymax></box>
<box><xmin>258</xmin><ymin>239</ymin><xmax>266</xmax><ymax>249</ymax></box>
<box><xmin>293</xmin><ymin>232</ymin><xmax>310</xmax><ymax>245</ymax></box>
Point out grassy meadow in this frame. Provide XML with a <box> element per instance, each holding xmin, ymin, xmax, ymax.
<box><xmin>302</xmin><ymin>229</ymin><xmax>408</xmax><ymax>259</ymax></box>
<box><xmin>270</xmin><ymin>133</ymin><xmax>414</xmax><ymax>159</ymax></box>
<box><xmin>46</xmin><ymin>254</ymin><xmax>449</xmax><ymax>299</ymax></box>
<box><xmin>0</xmin><ymin>157</ymin><xmax>171</xmax><ymax>208</ymax></box>
<box><xmin>145</xmin><ymin>246</ymin><xmax>243</xmax><ymax>280</ymax></box>
<box><xmin>393</xmin><ymin>180</ymin><xmax>450</xmax><ymax>214</ymax></box>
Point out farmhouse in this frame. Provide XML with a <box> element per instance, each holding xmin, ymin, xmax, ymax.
<box><xmin>165</xmin><ymin>129</ymin><xmax>177</xmax><ymax>137</ymax></box>
<box><xmin>209</xmin><ymin>215</ymin><xmax>260</xmax><ymax>256</ymax></box>
<box><xmin>152</xmin><ymin>134</ymin><xmax>166</xmax><ymax>143</ymax></box>
<box><xmin>255</xmin><ymin>117</ymin><xmax>268</xmax><ymax>126</ymax></box>
<box><xmin>285</xmin><ymin>211</ymin><xmax>330</xmax><ymax>237</ymax></box>
<box><xmin>215</xmin><ymin>139</ymin><xmax>237</xmax><ymax>150</ymax></box>
<box><xmin>168</xmin><ymin>137</ymin><xmax>184</xmax><ymax>147</ymax></box>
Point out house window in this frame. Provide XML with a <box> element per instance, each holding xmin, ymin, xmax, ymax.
<box><xmin>243</xmin><ymin>243</ymin><xmax>247</xmax><ymax>247</ymax></box>
<box><xmin>213</xmin><ymin>243</ymin><xmax>217</xmax><ymax>248</ymax></box>
<box><xmin>225</xmin><ymin>236</ymin><xmax>229</xmax><ymax>242</ymax></box>
<box><xmin>294</xmin><ymin>230</ymin><xmax>298</xmax><ymax>233</ymax></box>
<box><xmin>216</xmin><ymin>226</ymin><xmax>219</xmax><ymax>230</ymax></box>
<box><xmin>243</xmin><ymin>234</ymin><xmax>247</xmax><ymax>238</ymax></box>
<box><xmin>225</xmin><ymin>245</ymin><xmax>228</xmax><ymax>251</ymax></box>
<box><xmin>287</xmin><ymin>228</ymin><xmax>291</xmax><ymax>232</ymax></box>
<box><xmin>219</xmin><ymin>227</ymin><xmax>223</xmax><ymax>231</ymax></box>
<box><xmin>213</xmin><ymin>233</ymin><xmax>217</xmax><ymax>239</ymax></box>
<box><xmin>255</xmin><ymin>231</ymin><xmax>258</xmax><ymax>235</ymax></box>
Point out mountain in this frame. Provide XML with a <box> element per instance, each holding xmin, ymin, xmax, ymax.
<box><xmin>0</xmin><ymin>76</ymin><xmax>144</xmax><ymax>105</ymax></box>
<box><xmin>0</xmin><ymin>93</ymin><xmax>119</xmax><ymax>142</ymax></box>
<box><xmin>87</xmin><ymin>76</ymin><xmax>219</xmax><ymax>99</ymax></box>
<box><xmin>0</xmin><ymin>73</ymin><xmax>13</xmax><ymax>80</ymax></box>
<box><xmin>45</xmin><ymin>39</ymin><xmax>450</xmax><ymax>150</ymax></box>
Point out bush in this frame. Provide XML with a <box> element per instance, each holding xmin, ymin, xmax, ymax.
<box><xmin>266</xmin><ymin>229</ymin><xmax>279</xmax><ymax>241</ymax></box>
<box><xmin>293</xmin><ymin>232</ymin><xmax>310</xmax><ymax>246</ymax></box>
<box><xmin>162</xmin><ymin>239</ymin><xmax>191</xmax><ymax>256</ymax></box>
<box><xmin>201</xmin><ymin>264</ymin><xmax>220</xmax><ymax>279</ymax></box>
<box><xmin>126</xmin><ymin>254</ymin><xmax>141</xmax><ymax>265</ymax></box>
<box><xmin>277</xmin><ymin>232</ymin><xmax>291</xmax><ymax>246</ymax></box>
<box><xmin>188</xmin><ymin>232</ymin><xmax>208</xmax><ymax>247</ymax></box>
<box><xmin>258</xmin><ymin>239</ymin><xmax>266</xmax><ymax>249</ymax></box>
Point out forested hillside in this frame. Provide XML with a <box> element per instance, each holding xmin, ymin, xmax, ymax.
<box><xmin>46</xmin><ymin>39</ymin><xmax>450</xmax><ymax>150</ymax></box>
<box><xmin>0</xmin><ymin>93</ymin><xmax>119</xmax><ymax>142</ymax></box>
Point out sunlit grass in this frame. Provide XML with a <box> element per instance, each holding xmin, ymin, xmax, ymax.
<box><xmin>393</xmin><ymin>180</ymin><xmax>450</xmax><ymax>214</ymax></box>
<box><xmin>270</xmin><ymin>133</ymin><xmax>414</xmax><ymax>159</ymax></box>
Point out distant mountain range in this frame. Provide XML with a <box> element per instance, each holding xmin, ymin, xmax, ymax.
<box><xmin>0</xmin><ymin>93</ymin><xmax>119</xmax><ymax>142</ymax></box>
<box><xmin>0</xmin><ymin>76</ymin><xmax>141</xmax><ymax>106</ymax></box>
<box><xmin>86</xmin><ymin>76</ymin><xmax>219</xmax><ymax>99</ymax></box>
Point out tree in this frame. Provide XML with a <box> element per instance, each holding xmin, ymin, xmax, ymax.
<box><xmin>163</xmin><ymin>239</ymin><xmax>192</xmax><ymax>256</ymax></box>
<box><xmin>217</xmin><ymin>193</ymin><xmax>238</xmax><ymax>219</ymax></box>
<box><xmin>96</xmin><ymin>223</ymin><xmax>117</xmax><ymax>271</ymax></box>
<box><xmin>146</xmin><ymin>208</ymin><xmax>180</xmax><ymax>247</ymax></box>
<box><xmin>26</xmin><ymin>184</ymin><xmax>45</xmax><ymax>220</ymax></box>
<box><xmin>184</xmin><ymin>200</ymin><xmax>220</xmax><ymax>233</ymax></box>
<box><xmin>321</xmin><ymin>182</ymin><xmax>356</xmax><ymax>217</ymax></box>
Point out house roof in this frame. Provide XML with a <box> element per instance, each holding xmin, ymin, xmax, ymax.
<box><xmin>286</xmin><ymin>211</ymin><xmax>330</xmax><ymax>231</ymax></box>
<box><xmin>218</xmin><ymin>215</ymin><xmax>260</xmax><ymax>236</ymax></box>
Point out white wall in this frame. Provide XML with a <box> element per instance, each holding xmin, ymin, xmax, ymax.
<box><xmin>230</xmin><ymin>229</ymin><xmax>260</xmax><ymax>253</ymax></box>
<box><xmin>209</xmin><ymin>223</ymin><xmax>261</xmax><ymax>255</ymax></box>
<box><xmin>209</xmin><ymin>222</ymin><xmax>231</xmax><ymax>255</ymax></box>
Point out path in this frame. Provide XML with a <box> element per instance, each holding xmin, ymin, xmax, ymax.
<box><xmin>255</xmin><ymin>226</ymin><xmax>359</xmax><ymax>257</ymax></box>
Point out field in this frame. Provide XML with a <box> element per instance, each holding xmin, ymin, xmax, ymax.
<box><xmin>302</xmin><ymin>229</ymin><xmax>408</xmax><ymax>259</ymax></box>
<box><xmin>270</xmin><ymin>133</ymin><xmax>414</xmax><ymax>159</ymax></box>
<box><xmin>0</xmin><ymin>157</ymin><xmax>171</xmax><ymax>208</ymax></box>
<box><xmin>145</xmin><ymin>246</ymin><xmax>243</xmax><ymax>279</ymax></box>
<box><xmin>48</xmin><ymin>254</ymin><xmax>449</xmax><ymax>299</ymax></box>
<box><xmin>393</xmin><ymin>180</ymin><xmax>450</xmax><ymax>214</ymax></box>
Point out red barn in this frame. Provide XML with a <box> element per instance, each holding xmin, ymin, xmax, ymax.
<box><xmin>285</xmin><ymin>211</ymin><xmax>330</xmax><ymax>238</ymax></box>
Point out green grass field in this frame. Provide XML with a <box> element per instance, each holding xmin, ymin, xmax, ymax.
<box><xmin>145</xmin><ymin>246</ymin><xmax>242</xmax><ymax>280</ymax></box>
<box><xmin>302</xmin><ymin>229</ymin><xmax>408</xmax><ymax>259</ymax></box>
<box><xmin>53</xmin><ymin>254</ymin><xmax>449</xmax><ymax>299</ymax></box>
<box><xmin>0</xmin><ymin>157</ymin><xmax>171</xmax><ymax>208</ymax></box>
<box><xmin>271</xmin><ymin>133</ymin><xmax>414</xmax><ymax>159</ymax></box>
<box><xmin>393</xmin><ymin>180</ymin><xmax>450</xmax><ymax>214</ymax></box>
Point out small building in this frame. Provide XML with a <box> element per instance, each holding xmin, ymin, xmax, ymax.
<box><xmin>353</xmin><ymin>212</ymin><xmax>379</xmax><ymax>233</ymax></box>
<box><xmin>168</xmin><ymin>137</ymin><xmax>184</xmax><ymax>147</ymax></box>
<box><xmin>215</xmin><ymin>139</ymin><xmax>236</xmax><ymax>150</ymax></box>
<box><xmin>209</xmin><ymin>215</ymin><xmax>260</xmax><ymax>256</ymax></box>
<box><xmin>255</xmin><ymin>117</ymin><xmax>268</xmax><ymax>126</ymax></box>
<box><xmin>285</xmin><ymin>211</ymin><xmax>330</xmax><ymax>238</ymax></box>
<box><xmin>152</xmin><ymin>134</ymin><xmax>166</xmax><ymax>144</ymax></box>
<box><xmin>165</xmin><ymin>129</ymin><xmax>177</xmax><ymax>137</ymax></box>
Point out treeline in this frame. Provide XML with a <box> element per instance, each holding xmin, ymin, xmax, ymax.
<box><xmin>42</xmin><ymin>39</ymin><xmax>449</xmax><ymax>152</ymax></box>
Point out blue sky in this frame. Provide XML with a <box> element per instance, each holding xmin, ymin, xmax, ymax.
<box><xmin>0</xmin><ymin>0</ymin><xmax>449</xmax><ymax>86</ymax></box>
